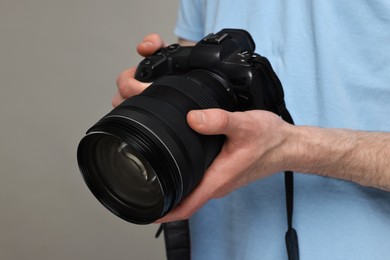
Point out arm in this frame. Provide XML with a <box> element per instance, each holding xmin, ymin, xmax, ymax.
<box><xmin>156</xmin><ymin>109</ymin><xmax>390</xmax><ymax>223</ymax></box>
<box><xmin>287</xmin><ymin>124</ymin><xmax>390</xmax><ymax>191</ymax></box>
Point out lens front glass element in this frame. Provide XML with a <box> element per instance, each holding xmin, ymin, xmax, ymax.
<box><xmin>93</xmin><ymin>135</ymin><xmax>163</xmax><ymax>211</ymax></box>
<box><xmin>118</xmin><ymin>142</ymin><xmax>157</xmax><ymax>183</ymax></box>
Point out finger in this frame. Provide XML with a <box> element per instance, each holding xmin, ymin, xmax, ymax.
<box><xmin>116</xmin><ymin>67</ymin><xmax>136</xmax><ymax>86</ymax></box>
<box><xmin>114</xmin><ymin>78</ymin><xmax>151</xmax><ymax>106</ymax></box>
<box><xmin>112</xmin><ymin>92</ymin><xmax>124</xmax><ymax>107</ymax></box>
<box><xmin>136</xmin><ymin>33</ymin><xmax>165</xmax><ymax>57</ymax></box>
<box><xmin>187</xmin><ymin>109</ymin><xmax>247</xmax><ymax>137</ymax></box>
<box><xmin>116</xmin><ymin>67</ymin><xmax>151</xmax><ymax>98</ymax></box>
<box><xmin>156</xmin><ymin>110</ymin><xmax>257</xmax><ymax>222</ymax></box>
<box><xmin>155</xmin><ymin>172</ymin><xmax>216</xmax><ymax>223</ymax></box>
<box><xmin>117</xmin><ymin>77</ymin><xmax>151</xmax><ymax>98</ymax></box>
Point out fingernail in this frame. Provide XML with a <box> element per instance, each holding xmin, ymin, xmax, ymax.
<box><xmin>141</xmin><ymin>41</ymin><xmax>153</xmax><ymax>47</ymax></box>
<box><xmin>192</xmin><ymin>110</ymin><xmax>205</xmax><ymax>125</ymax></box>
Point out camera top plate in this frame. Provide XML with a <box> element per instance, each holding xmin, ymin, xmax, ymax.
<box><xmin>202</xmin><ymin>33</ymin><xmax>229</xmax><ymax>44</ymax></box>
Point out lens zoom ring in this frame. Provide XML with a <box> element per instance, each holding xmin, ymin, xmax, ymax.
<box><xmin>153</xmin><ymin>76</ymin><xmax>221</xmax><ymax>109</ymax></box>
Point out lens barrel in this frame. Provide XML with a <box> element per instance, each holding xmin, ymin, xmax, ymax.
<box><xmin>77</xmin><ymin>70</ymin><xmax>237</xmax><ymax>224</ymax></box>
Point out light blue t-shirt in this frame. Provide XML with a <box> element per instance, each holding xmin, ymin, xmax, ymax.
<box><xmin>175</xmin><ymin>1</ymin><xmax>390</xmax><ymax>259</ymax></box>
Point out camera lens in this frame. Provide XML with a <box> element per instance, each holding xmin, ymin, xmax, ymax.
<box><xmin>77</xmin><ymin>70</ymin><xmax>237</xmax><ymax>224</ymax></box>
<box><xmin>78</xmin><ymin>131</ymin><xmax>168</xmax><ymax>223</ymax></box>
<box><xmin>117</xmin><ymin>142</ymin><xmax>156</xmax><ymax>184</ymax></box>
<box><xmin>93</xmin><ymin>135</ymin><xmax>161</xmax><ymax>208</ymax></box>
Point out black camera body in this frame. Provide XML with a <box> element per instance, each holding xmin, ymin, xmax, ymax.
<box><xmin>77</xmin><ymin>29</ymin><xmax>287</xmax><ymax>224</ymax></box>
<box><xmin>135</xmin><ymin>29</ymin><xmax>285</xmax><ymax>113</ymax></box>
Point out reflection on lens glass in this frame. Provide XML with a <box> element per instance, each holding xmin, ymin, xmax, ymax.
<box><xmin>93</xmin><ymin>136</ymin><xmax>163</xmax><ymax>209</ymax></box>
<box><xmin>117</xmin><ymin>142</ymin><xmax>157</xmax><ymax>183</ymax></box>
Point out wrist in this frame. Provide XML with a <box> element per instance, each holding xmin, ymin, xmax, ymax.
<box><xmin>280</xmin><ymin>124</ymin><xmax>345</xmax><ymax>175</ymax></box>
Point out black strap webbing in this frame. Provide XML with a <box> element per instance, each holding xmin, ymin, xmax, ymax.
<box><xmin>156</xmin><ymin>221</ymin><xmax>191</xmax><ymax>260</ymax></box>
<box><xmin>256</xmin><ymin>54</ymin><xmax>300</xmax><ymax>260</ymax></box>
<box><xmin>279</xmin><ymin>99</ymin><xmax>300</xmax><ymax>260</ymax></box>
<box><xmin>157</xmin><ymin>54</ymin><xmax>299</xmax><ymax>260</ymax></box>
<box><xmin>284</xmin><ymin>171</ymin><xmax>300</xmax><ymax>260</ymax></box>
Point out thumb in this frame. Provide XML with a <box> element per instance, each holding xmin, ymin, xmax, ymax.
<box><xmin>136</xmin><ymin>33</ymin><xmax>165</xmax><ymax>57</ymax></box>
<box><xmin>187</xmin><ymin>109</ymin><xmax>233</xmax><ymax>135</ymax></box>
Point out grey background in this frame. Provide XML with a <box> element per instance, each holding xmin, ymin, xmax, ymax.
<box><xmin>0</xmin><ymin>1</ymin><xmax>179</xmax><ymax>259</ymax></box>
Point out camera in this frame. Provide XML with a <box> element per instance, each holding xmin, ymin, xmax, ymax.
<box><xmin>77</xmin><ymin>29</ymin><xmax>288</xmax><ymax>224</ymax></box>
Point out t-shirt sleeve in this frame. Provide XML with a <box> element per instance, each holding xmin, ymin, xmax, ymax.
<box><xmin>174</xmin><ymin>0</ymin><xmax>205</xmax><ymax>42</ymax></box>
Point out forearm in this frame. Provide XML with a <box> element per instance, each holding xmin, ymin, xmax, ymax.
<box><xmin>177</xmin><ymin>35</ymin><xmax>390</xmax><ymax>190</ymax></box>
<box><xmin>285</xmin><ymin>125</ymin><xmax>390</xmax><ymax>191</ymax></box>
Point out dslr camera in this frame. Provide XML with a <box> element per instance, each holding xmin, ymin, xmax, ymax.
<box><xmin>77</xmin><ymin>29</ymin><xmax>288</xmax><ymax>224</ymax></box>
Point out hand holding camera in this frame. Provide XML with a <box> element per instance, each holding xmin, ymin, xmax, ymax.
<box><xmin>112</xmin><ymin>33</ymin><xmax>165</xmax><ymax>107</ymax></box>
<box><xmin>78</xmin><ymin>29</ymin><xmax>295</xmax><ymax>224</ymax></box>
<box><xmin>157</xmin><ymin>108</ymin><xmax>293</xmax><ymax>223</ymax></box>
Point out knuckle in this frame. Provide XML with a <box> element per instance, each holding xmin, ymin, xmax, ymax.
<box><xmin>117</xmin><ymin>83</ymin><xmax>129</xmax><ymax>97</ymax></box>
<box><xmin>116</xmin><ymin>68</ymin><xmax>135</xmax><ymax>87</ymax></box>
<box><xmin>213</xmin><ymin>110</ymin><xmax>230</xmax><ymax>130</ymax></box>
<box><xmin>116</xmin><ymin>73</ymin><xmax>127</xmax><ymax>90</ymax></box>
<box><xmin>179</xmin><ymin>211</ymin><xmax>193</xmax><ymax>220</ymax></box>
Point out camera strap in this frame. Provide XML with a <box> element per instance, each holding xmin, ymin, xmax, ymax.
<box><xmin>156</xmin><ymin>220</ymin><xmax>191</xmax><ymax>260</ymax></box>
<box><xmin>280</xmin><ymin>106</ymin><xmax>300</xmax><ymax>260</ymax></box>
<box><xmin>256</xmin><ymin>56</ymin><xmax>300</xmax><ymax>260</ymax></box>
<box><xmin>156</xmin><ymin>55</ymin><xmax>299</xmax><ymax>260</ymax></box>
